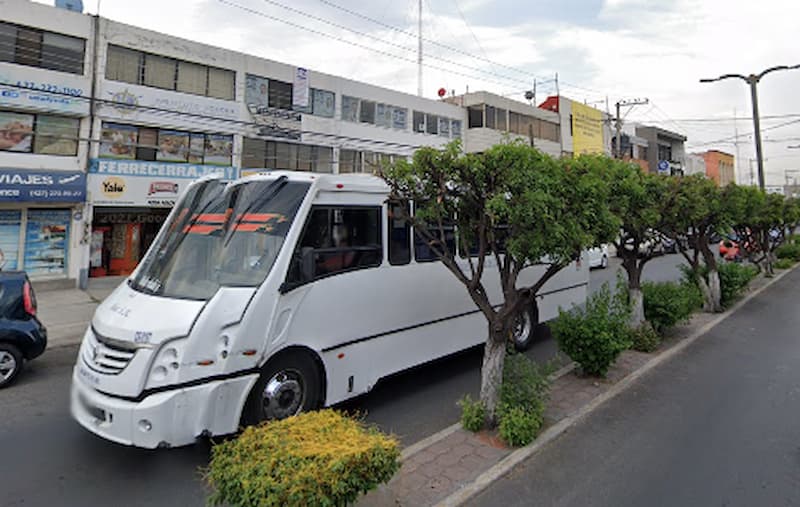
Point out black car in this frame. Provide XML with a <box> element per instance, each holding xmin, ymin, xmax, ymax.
<box><xmin>0</xmin><ymin>272</ymin><xmax>47</xmax><ymax>388</ymax></box>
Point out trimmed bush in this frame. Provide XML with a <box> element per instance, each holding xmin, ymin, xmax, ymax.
<box><xmin>496</xmin><ymin>353</ymin><xmax>548</xmax><ymax>446</ymax></box>
<box><xmin>206</xmin><ymin>410</ymin><xmax>400</xmax><ymax>507</ymax></box>
<box><xmin>775</xmin><ymin>242</ymin><xmax>800</xmax><ymax>261</ymax></box>
<box><xmin>775</xmin><ymin>258</ymin><xmax>795</xmax><ymax>270</ymax></box>
<box><xmin>629</xmin><ymin>324</ymin><xmax>661</xmax><ymax>352</ymax></box>
<box><xmin>458</xmin><ymin>395</ymin><xmax>486</xmax><ymax>433</ymax></box>
<box><xmin>642</xmin><ymin>281</ymin><xmax>700</xmax><ymax>334</ymax></box>
<box><xmin>718</xmin><ymin>262</ymin><xmax>758</xmax><ymax>307</ymax></box>
<box><xmin>551</xmin><ymin>283</ymin><xmax>631</xmax><ymax>377</ymax></box>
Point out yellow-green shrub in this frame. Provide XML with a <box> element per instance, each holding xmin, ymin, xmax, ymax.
<box><xmin>206</xmin><ymin>410</ymin><xmax>400</xmax><ymax>507</ymax></box>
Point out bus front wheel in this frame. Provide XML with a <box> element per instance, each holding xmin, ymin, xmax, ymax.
<box><xmin>241</xmin><ymin>350</ymin><xmax>322</xmax><ymax>426</ymax></box>
<box><xmin>512</xmin><ymin>303</ymin><xmax>539</xmax><ymax>352</ymax></box>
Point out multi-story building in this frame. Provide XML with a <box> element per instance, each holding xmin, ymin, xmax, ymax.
<box><xmin>696</xmin><ymin>150</ymin><xmax>735</xmax><ymax>186</ymax></box>
<box><xmin>0</xmin><ymin>0</ymin><xmax>92</xmax><ymax>283</ymax></box>
<box><xmin>1</xmin><ymin>0</ymin><xmax>465</xmax><ymax>285</ymax></box>
<box><xmin>635</xmin><ymin>125</ymin><xmax>687</xmax><ymax>175</ymax></box>
<box><xmin>445</xmin><ymin>92</ymin><xmax>561</xmax><ymax>158</ymax></box>
<box><xmin>684</xmin><ymin>153</ymin><xmax>708</xmax><ymax>177</ymax></box>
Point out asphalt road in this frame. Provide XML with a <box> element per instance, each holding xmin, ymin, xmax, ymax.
<box><xmin>0</xmin><ymin>253</ymin><xmax>689</xmax><ymax>507</ymax></box>
<box><xmin>468</xmin><ymin>265</ymin><xmax>800</xmax><ymax>507</ymax></box>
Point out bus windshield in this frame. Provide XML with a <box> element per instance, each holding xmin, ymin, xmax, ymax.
<box><xmin>128</xmin><ymin>177</ymin><xmax>310</xmax><ymax>300</ymax></box>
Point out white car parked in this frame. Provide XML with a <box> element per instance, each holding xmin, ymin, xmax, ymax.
<box><xmin>588</xmin><ymin>244</ymin><xmax>609</xmax><ymax>269</ymax></box>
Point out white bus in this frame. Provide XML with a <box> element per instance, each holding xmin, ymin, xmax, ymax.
<box><xmin>71</xmin><ymin>171</ymin><xmax>588</xmax><ymax>448</ymax></box>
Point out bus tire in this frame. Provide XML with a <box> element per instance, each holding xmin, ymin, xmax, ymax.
<box><xmin>241</xmin><ymin>349</ymin><xmax>322</xmax><ymax>427</ymax></box>
<box><xmin>512</xmin><ymin>303</ymin><xmax>539</xmax><ymax>352</ymax></box>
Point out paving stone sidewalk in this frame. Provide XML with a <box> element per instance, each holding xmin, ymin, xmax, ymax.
<box><xmin>357</xmin><ymin>273</ymin><xmax>777</xmax><ymax>507</ymax></box>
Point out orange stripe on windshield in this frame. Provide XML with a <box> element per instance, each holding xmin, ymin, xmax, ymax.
<box><xmin>234</xmin><ymin>223</ymin><xmax>275</xmax><ymax>232</ymax></box>
<box><xmin>236</xmin><ymin>213</ymin><xmax>285</xmax><ymax>223</ymax></box>
<box><xmin>183</xmin><ymin>224</ymin><xmax>221</xmax><ymax>234</ymax></box>
<box><xmin>193</xmin><ymin>213</ymin><xmax>228</xmax><ymax>223</ymax></box>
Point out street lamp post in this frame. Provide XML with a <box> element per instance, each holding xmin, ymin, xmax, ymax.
<box><xmin>700</xmin><ymin>65</ymin><xmax>800</xmax><ymax>191</ymax></box>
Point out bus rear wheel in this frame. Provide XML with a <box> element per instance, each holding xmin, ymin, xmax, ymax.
<box><xmin>241</xmin><ymin>351</ymin><xmax>322</xmax><ymax>426</ymax></box>
<box><xmin>512</xmin><ymin>303</ymin><xmax>539</xmax><ymax>352</ymax></box>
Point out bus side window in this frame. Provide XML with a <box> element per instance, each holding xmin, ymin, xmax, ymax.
<box><xmin>388</xmin><ymin>203</ymin><xmax>410</xmax><ymax>265</ymax></box>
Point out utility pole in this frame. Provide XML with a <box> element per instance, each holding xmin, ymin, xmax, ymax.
<box><xmin>614</xmin><ymin>98</ymin><xmax>649</xmax><ymax>159</ymax></box>
<box><xmin>700</xmin><ymin>64</ymin><xmax>800</xmax><ymax>190</ymax></box>
<box><xmin>417</xmin><ymin>0</ymin><xmax>423</xmax><ymax>97</ymax></box>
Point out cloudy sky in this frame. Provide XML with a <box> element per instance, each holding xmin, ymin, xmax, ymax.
<box><xmin>46</xmin><ymin>0</ymin><xmax>800</xmax><ymax>185</ymax></box>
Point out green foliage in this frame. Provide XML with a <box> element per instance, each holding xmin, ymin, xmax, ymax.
<box><xmin>551</xmin><ymin>283</ymin><xmax>632</xmax><ymax>377</ymax></box>
<box><xmin>775</xmin><ymin>258</ymin><xmax>795</xmax><ymax>270</ymax></box>
<box><xmin>628</xmin><ymin>324</ymin><xmax>661</xmax><ymax>353</ymax></box>
<box><xmin>458</xmin><ymin>395</ymin><xmax>486</xmax><ymax>433</ymax></box>
<box><xmin>775</xmin><ymin>242</ymin><xmax>800</xmax><ymax>261</ymax></box>
<box><xmin>206</xmin><ymin>410</ymin><xmax>400</xmax><ymax>507</ymax></box>
<box><xmin>717</xmin><ymin>262</ymin><xmax>758</xmax><ymax>307</ymax></box>
<box><xmin>641</xmin><ymin>281</ymin><xmax>700</xmax><ymax>334</ymax></box>
<box><xmin>498</xmin><ymin>406</ymin><xmax>543</xmax><ymax>448</ymax></box>
<box><xmin>496</xmin><ymin>353</ymin><xmax>549</xmax><ymax>446</ymax></box>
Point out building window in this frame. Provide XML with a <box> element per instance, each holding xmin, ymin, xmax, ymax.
<box><xmin>0</xmin><ymin>21</ymin><xmax>85</xmax><ymax>75</ymax></box>
<box><xmin>341</xmin><ymin>96</ymin><xmax>359</xmax><ymax>122</ymax></box>
<box><xmin>485</xmin><ymin>106</ymin><xmax>496</xmax><ymax>130</ymax></box>
<box><xmin>658</xmin><ymin>144</ymin><xmax>672</xmax><ymax>162</ymax></box>
<box><xmin>438</xmin><ymin>117</ymin><xmax>450</xmax><ymax>137</ymax></box>
<box><xmin>496</xmin><ymin>108</ymin><xmax>507</xmax><ymax>132</ymax></box>
<box><xmin>538</xmin><ymin>119</ymin><xmax>560</xmax><ymax>143</ymax></box>
<box><xmin>268</xmin><ymin>79</ymin><xmax>293</xmax><ymax>110</ymax></box>
<box><xmin>426</xmin><ymin>114</ymin><xmax>438</xmax><ymax>135</ymax></box>
<box><xmin>105</xmin><ymin>45</ymin><xmax>235</xmax><ymax>100</ymax></box>
<box><xmin>376</xmin><ymin>103</ymin><xmax>391</xmax><ymax>128</ymax></box>
<box><xmin>452</xmin><ymin>120</ymin><xmax>462</xmax><ymax>139</ymax></box>
<box><xmin>639</xmin><ymin>146</ymin><xmax>648</xmax><ymax>160</ymax></box>
<box><xmin>413</xmin><ymin>111</ymin><xmax>425</xmax><ymax>133</ymax></box>
<box><xmin>388</xmin><ymin>202</ymin><xmax>411</xmax><ymax>265</ymax></box>
<box><xmin>242</xmin><ymin>138</ymin><xmax>333</xmax><ymax>173</ymax></box>
<box><xmin>392</xmin><ymin>107</ymin><xmax>408</xmax><ymax>130</ymax></box>
<box><xmin>100</xmin><ymin>123</ymin><xmax>232</xmax><ymax>165</ymax></box>
<box><xmin>339</xmin><ymin>149</ymin><xmax>358</xmax><ymax>173</ymax></box>
<box><xmin>310</xmin><ymin>89</ymin><xmax>336</xmax><ymax>118</ymax></box>
<box><xmin>468</xmin><ymin>106</ymin><xmax>483</xmax><ymax>128</ymax></box>
<box><xmin>509</xmin><ymin>112</ymin><xmax>520</xmax><ymax>134</ymax></box>
<box><xmin>359</xmin><ymin>100</ymin><xmax>376</xmax><ymax>124</ymax></box>
<box><xmin>0</xmin><ymin>111</ymin><xmax>79</xmax><ymax>155</ymax></box>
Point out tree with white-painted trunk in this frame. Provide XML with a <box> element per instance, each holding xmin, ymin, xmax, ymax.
<box><xmin>604</xmin><ymin>159</ymin><xmax>670</xmax><ymax>329</ymax></box>
<box><xmin>661</xmin><ymin>175</ymin><xmax>728</xmax><ymax>313</ymax></box>
<box><xmin>381</xmin><ymin>142</ymin><xmax>617</xmax><ymax>427</ymax></box>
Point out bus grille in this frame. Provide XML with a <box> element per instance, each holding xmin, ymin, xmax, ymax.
<box><xmin>82</xmin><ymin>329</ymin><xmax>137</xmax><ymax>375</ymax></box>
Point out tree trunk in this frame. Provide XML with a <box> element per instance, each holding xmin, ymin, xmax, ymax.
<box><xmin>479</xmin><ymin>329</ymin><xmax>506</xmax><ymax>428</ymax></box>
<box><xmin>696</xmin><ymin>273</ymin><xmax>714</xmax><ymax>312</ymax></box>
<box><xmin>707</xmin><ymin>269</ymin><xmax>723</xmax><ymax>313</ymax></box>
<box><xmin>629</xmin><ymin>287</ymin><xmax>645</xmax><ymax>327</ymax></box>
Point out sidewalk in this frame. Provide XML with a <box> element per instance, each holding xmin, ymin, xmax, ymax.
<box><xmin>36</xmin><ymin>276</ymin><xmax>124</xmax><ymax>348</ymax></box>
<box><xmin>358</xmin><ymin>266</ymin><xmax>793</xmax><ymax>507</ymax></box>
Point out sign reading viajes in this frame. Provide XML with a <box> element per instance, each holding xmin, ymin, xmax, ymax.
<box><xmin>571</xmin><ymin>101</ymin><xmax>604</xmax><ymax>156</ymax></box>
<box><xmin>244</xmin><ymin>73</ymin><xmax>302</xmax><ymax>141</ymax></box>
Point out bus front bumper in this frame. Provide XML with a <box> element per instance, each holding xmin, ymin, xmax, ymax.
<box><xmin>70</xmin><ymin>368</ymin><xmax>259</xmax><ymax>449</ymax></box>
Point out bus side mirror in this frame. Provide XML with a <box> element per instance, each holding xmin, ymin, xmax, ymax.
<box><xmin>300</xmin><ymin>247</ymin><xmax>315</xmax><ymax>282</ymax></box>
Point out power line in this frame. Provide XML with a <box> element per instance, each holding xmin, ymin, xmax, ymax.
<box><xmin>686</xmin><ymin>118</ymin><xmax>800</xmax><ymax>148</ymax></box>
<box><xmin>243</xmin><ymin>0</ymin><xmax>538</xmax><ymax>89</ymax></box>
<box><xmin>315</xmin><ymin>0</ymin><xmax>553</xmax><ymax>85</ymax></box>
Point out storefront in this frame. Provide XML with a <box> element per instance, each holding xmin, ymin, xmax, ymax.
<box><xmin>86</xmin><ymin>158</ymin><xmax>237</xmax><ymax>277</ymax></box>
<box><xmin>0</xmin><ymin>169</ymin><xmax>87</xmax><ymax>279</ymax></box>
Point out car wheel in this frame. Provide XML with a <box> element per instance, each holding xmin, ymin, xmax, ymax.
<box><xmin>600</xmin><ymin>255</ymin><xmax>608</xmax><ymax>269</ymax></box>
<box><xmin>0</xmin><ymin>343</ymin><xmax>23</xmax><ymax>388</ymax></box>
<box><xmin>512</xmin><ymin>303</ymin><xmax>539</xmax><ymax>351</ymax></box>
<box><xmin>241</xmin><ymin>350</ymin><xmax>322</xmax><ymax>427</ymax></box>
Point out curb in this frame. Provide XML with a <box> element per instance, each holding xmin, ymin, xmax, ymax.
<box><xmin>434</xmin><ymin>264</ymin><xmax>797</xmax><ymax>507</ymax></box>
<box><xmin>398</xmin><ymin>360</ymin><xmax>576</xmax><ymax>462</ymax></box>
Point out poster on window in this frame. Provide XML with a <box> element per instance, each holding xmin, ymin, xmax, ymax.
<box><xmin>204</xmin><ymin>134</ymin><xmax>233</xmax><ymax>166</ymax></box>
<box><xmin>292</xmin><ymin>67</ymin><xmax>309</xmax><ymax>109</ymax></box>
<box><xmin>392</xmin><ymin>108</ymin><xmax>407</xmax><ymax>130</ymax></box>
<box><xmin>245</xmin><ymin>74</ymin><xmax>270</xmax><ymax>109</ymax></box>
<box><xmin>157</xmin><ymin>130</ymin><xmax>189</xmax><ymax>162</ymax></box>
<box><xmin>33</xmin><ymin>116</ymin><xmax>79</xmax><ymax>156</ymax></box>
<box><xmin>24</xmin><ymin>209</ymin><xmax>70</xmax><ymax>276</ymax></box>
<box><xmin>0</xmin><ymin>210</ymin><xmax>21</xmax><ymax>271</ymax></box>
<box><xmin>99</xmin><ymin>123</ymin><xmax>137</xmax><ymax>159</ymax></box>
<box><xmin>188</xmin><ymin>134</ymin><xmax>205</xmax><ymax>164</ymax></box>
<box><xmin>0</xmin><ymin>111</ymin><xmax>34</xmax><ymax>153</ymax></box>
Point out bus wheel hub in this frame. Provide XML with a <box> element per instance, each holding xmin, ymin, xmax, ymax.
<box><xmin>262</xmin><ymin>371</ymin><xmax>304</xmax><ymax>420</ymax></box>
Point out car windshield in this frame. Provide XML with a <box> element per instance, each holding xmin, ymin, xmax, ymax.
<box><xmin>128</xmin><ymin>177</ymin><xmax>310</xmax><ymax>300</ymax></box>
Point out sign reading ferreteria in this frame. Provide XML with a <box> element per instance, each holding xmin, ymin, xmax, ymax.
<box><xmin>570</xmin><ymin>101</ymin><xmax>604</xmax><ymax>156</ymax></box>
<box><xmin>0</xmin><ymin>169</ymin><xmax>86</xmax><ymax>202</ymax></box>
<box><xmin>87</xmin><ymin>159</ymin><xmax>236</xmax><ymax>208</ymax></box>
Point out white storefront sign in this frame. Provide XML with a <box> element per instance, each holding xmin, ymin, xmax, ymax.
<box><xmin>0</xmin><ymin>67</ymin><xmax>90</xmax><ymax>115</ymax></box>
<box><xmin>88</xmin><ymin>159</ymin><xmax>235</xmax><ymax>207</ymax></box>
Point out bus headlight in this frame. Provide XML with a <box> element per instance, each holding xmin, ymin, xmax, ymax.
<box><xmin>146</xmin><ymin>339</ymin><xmax>186</xmax><ymax>389</ymax></box>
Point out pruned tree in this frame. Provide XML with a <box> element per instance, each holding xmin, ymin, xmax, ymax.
<box><xmin>380</xmin><ymin>141</ymin><xmax>617</xmax><ymax>426</ymax></box>
<box><xmin>661</xmin><ymin>174</ymin><xmax>727</xmax><ymax>312</ymax></box>
<box><xmin>725</xmin><ymin>185</ymin><xmax>800</xmax><ymax>276</ymax></box>
<box><xmin>605</xmin><ymin>159</ymin><xmax>670</xmax><ymax>327</ymax></box>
